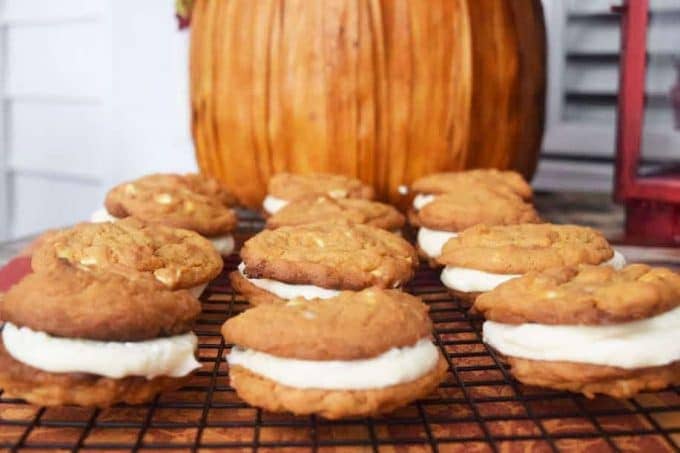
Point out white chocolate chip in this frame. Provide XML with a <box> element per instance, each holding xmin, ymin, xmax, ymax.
<box><xmin>328</xmin><ymin>189</ymin><xmax>347</xmax><ymax>198</ymax></box>
<box><xmin>124</xmin><ymin>184</ymin><xmax>137</xmax><ymax>195</ymax></box>
<box><xmin>302</xmin><ymin>310</ymin><xmax>317</xmax><ymax>320</ymax></box>
<box><xmin>154</xmin><ymin>193</ymin><xmax>173</xmax><ymax>205</ymax></box>
<box><xmin>56</xmin><ymin>248</ymin><xmax>73</xmax><ymax>260</ymax></box>
<box><xmin>154</xmin><ymin>268</ymin><xmax>181</xmax><ymax>287</ymax></box>
<box><xmin>79</xmin><ymin>256</ymin><xmax>98</xmax><ymax>266</ymax></box>
<box><xmin>398</xmin><ymin>185</ymin><xmax>409</xmax><ymax>195</ymax></box>
<box><xmin>313</xmin><ymin>238</ymin><xmax>325</xmax><ymax>248</ymax></box>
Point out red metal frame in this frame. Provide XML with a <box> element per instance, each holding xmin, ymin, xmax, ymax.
<box><xmin>614</xmin><ymin>0</ymin><xmax>680</xmax><ymax>243</ymax></box>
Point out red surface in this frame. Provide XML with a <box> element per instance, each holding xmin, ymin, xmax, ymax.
<box><xmin>625</xmin><ymin>200</ymin><xmax>680</xmax><ymax>244</ymax></box>
<box><xmin>0</xmin><ymin>256</ymin><xmax>32</xmax><ymax>293</ymax></box>
<box><xmin>614</xmin><ymin>0</ymin><xmax>680</xmax><ymax>243</ymax></box>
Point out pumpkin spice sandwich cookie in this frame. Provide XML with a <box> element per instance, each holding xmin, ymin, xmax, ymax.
<box><xmin>410</xmin><ymin>184</ymin><xmax>541</xmax><ymax>263</ymax></box>
<box><xmin>230</xmin><ymin>221</ymin><xmax>417</xmax><ymax>305</ymax></box>
<box><xmin>474</xmin><ymin>264</ymin><xmax>680</xmax><ymax>398</ymax></box>
<box><xmin>222</xmin><ymin>288</ymin><xmax>448</xmax><ymax>418</ymax></box>
<box><xmin>92</xmin><ymin>172</ymin><xmax>238</xmax><ymax>256</ymax></box>
<box><xmin>0</xmin><ymin>260</ymin><xmax>202</xmax><ymax>407</ymax></box>
<box><xmin>410</xmin><ymin>169</ymin><xmax>533</xmax><ymax>210</ymax></box>
<box><xmin>263</xmin><ymin>172</ymin><xmax>375</xmax><ymax>215</ymax></box>
<box><xmin>437</xmin><ymin>223</ymin><xmax>626</xmax><ymax>304</ymax></box>
<box><xmin>266</xmin><ymin>195</ymin><xmax>405</xmax><ymax>232</ymax></box>
<box><xmin>32</xmin><ymin>218</ymin><xmax>223</xmax><ymax>298</ymax></box>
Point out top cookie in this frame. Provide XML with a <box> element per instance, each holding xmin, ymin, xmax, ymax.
<box><xmin>268</xmin><ymin>173</ymin><xmax>375</xmax><ymax>202</ymax></box>
<box><xmin>222</xmin><ymin>288</ymin><xmax>431</xmax><ymax>360</ymax></box>
<box><xmin>437</xmin><ymin>224</ymin><xmax>614</xmax><ymax>274</ymax></box>
<box><xmin>105</xmin><ymin>173</ymin><xmax>237</xmax><ymax>236</ymax></box>
<box><xmin>266</xmin><ymin>195</ymin><xmax>405</xmax><ymax>231</ymax></box>
<box><xmin>474</xmin><ymin>264</ymin><xmax>680</xmax><ymax>325</ymax></box>
<box><xmin>411</xmin><ymin>170</ymin><xmax>533</xmax><ymax>200</ymax></box>
<box><xmin>31</xmin><ymin>218</ymin><xmax>223</xmax><ymax>290</ymax></box>
<box><xmin>2</xmin><ymin>259</ymin><xmax>201</xmax><ymax>341</ymax></box>
<box><xmin>241</xmin><ymin>221</ymin><xmax>418</xmax><ymax>290</ymax></box>
<box><xmin>412</xmin><ymin>187</ymin><xmax>540</xmax><ymax>231</ymax></box>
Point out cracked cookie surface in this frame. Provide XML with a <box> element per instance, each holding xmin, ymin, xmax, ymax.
<box><xmin>268</xmin><ymin>173</ymin><xmax>374</xmax><ymax>201</ymax></box>
<box><xmin>437</xmin><ymin>224</ymin><xmax>614</xmax><ymax>274</ymax></box>
<box><xmin>3</xmin><ymin>259</ymin><xmax>201</xmax><ymax>341</ymax></box>
<box><xmin>474</xmin><ymin>264</ymin><xmax>680</xmax><ymax>325</ymax></box>
<box><xmin>105</xmin><ymin>173</ymin><xmax>237</xmax><ymax>236</ymax></box>
<box><xmin>411</xmin><ymin>169</ymin><xmax>532</xmax><ymax>200</ymax></box>
<box><xmin>240</xmin><ymin>221</ymin><xmax>417</xmax><ymax>290</ymax></box>
<box><xmin>31</xmin><ymin>218</ymin><xmax>223</xmax><ymax>290</ymax></box>
<box><xmin>412</xmin><ymin>187</ymin><xmax>540</xmax><ymax>231</ymax></box>
<box><xmin>223</xmin><ymin>288</ymin><xmax>432</xmax><ymax>360</ymax></box>
<box><xmin>266</xmin><ymin>195</ymin><xmax>404</xmax><ymax>231</ymax></box>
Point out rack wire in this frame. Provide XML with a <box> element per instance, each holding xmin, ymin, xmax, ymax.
<box><xmin>1</xmin><ymin>214</ymin><xmax>679</xmax><ymax>452</ymax></box>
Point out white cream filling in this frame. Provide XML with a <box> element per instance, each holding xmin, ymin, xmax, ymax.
<box><xmin>189</xmin><ymin>283</ymin><xmax>208</xmax><ymax>298</ymax></box>
<box><xmin>263</xmin><ymin>195</ymin><xmax>289</xmax><ymax>214</ymax></box>
<box><xmin>210</xmin><ymin>234</ymin><xmax>235</xmax><ymax>256</ymax></box>
<box><xmin>2</xmin><ymin>323</ymin><xmax>201</xmax><ymax>379</ymax></box>
<box><xmin>441</xmin><ymin>267</ymin><xmax>520</xmax><ymax>293</ymax></box>
<box><xmin>606</xmin><ymin>249</ymin><xmax>627</xmax><ymax>270</ymax></box>
<box><xmin>441</xmin><ymin>250</ymin><xmax>627</xmax><ymax>293</ymax></box>
<box><xmin>228</xmin><ymin>338</ymin><xmax>439</xmax><ymax>389</ymax></box>
<box><xmin>484</xmin><ymin>305</ymin><xmax>680</xmax><ymax>369</ymax></box>
<box><xmin>413</xmin><ymin>193</ymin><xmax>435</xmax><ymax>211</ymax></box>
<box><xmin>90</xmin><ymin>208</ymin><xmax>120</xmax><ymax>223</ymax></box>
<box><xmin>238</xmin><ymin>262</ymin><xmax>340</xmax><ymax>300</ymax></box>
<box><xmin>417</xmin><ymin>227</ymin><xmax>458</xmax><ymax>259</ymax></box>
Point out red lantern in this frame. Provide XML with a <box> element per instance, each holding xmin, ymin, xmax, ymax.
<box><xmin>614</xmin><ymin>0</ymin><xmax>680</xmax><ymax>244</ymax></box>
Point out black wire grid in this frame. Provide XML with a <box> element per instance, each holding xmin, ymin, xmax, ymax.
<box><xmin>1</xmin><ymin>214</ymin><xmax>679</xmax><ymax>453</ymax></box>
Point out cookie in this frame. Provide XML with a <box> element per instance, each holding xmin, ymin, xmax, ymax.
<box><xmin>102</xmin><ymin>173</ymin><xmax>238</xmax><ymax>239</ymax></box>
<box><xmin>31</xmin><ymin>218</ymin><xmax>223</xmax><ymax>292</ymax></box>
<box><xmin>436</xmin><ymin>224</ymin><xmax>624</xmax><ymax>303</ymax></box>
<box><xmin>474</xmin><ymin>264</ymin><xmax>680</xmax><ymax>325</ymax></box>
<box><xmin>477</xmin><ymin>264</ymin><xmax>680</xmax><ymax>398</ymax></box>
<box><xmin>502</xmin><ymin>357</ymin><xmax>680</xmax><ymax>399</ymax></box>
<box><xmin>411</xmin><ymin>169</ymin><xmax>533</xmax><ymax>201</ymax></box>
<box><xmin>0</xmin><ymin>259</ymin><xmax>202</xmax><ymax>407</ymax></box>
<box><xmin>3</xmin><ymin>260</ymin><xmax>202</xmax><ymax>341</ymax></box>
<box><xmin>266</xmin><ymin>195</ymin><xmax>404</xmax><ymax>231</ymax></box>
<box><xmin>263</xmin><ymin>173</ymin><xmax>374</xmax><ymax>214</ymax></box>
<box><xmin>0</xmin><ymin>342</ymin><xmax>191</xmax><ymax>407</ymax></box>
<box><xmin>412</xmin><ymin>186</ymin><xmax>540</xmax><ymax>262</ymax></box>
<box><xmin>222</xmin><ymin>288</ymin><xmax>447</xmax><ymax>418</ymax></box>
<box><xmin>234</xmin><ymin>221</ymin><xmax>417</xmax><ymax>304</ymax></box>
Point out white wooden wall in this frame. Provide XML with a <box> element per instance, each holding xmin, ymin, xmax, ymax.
<box><xmin>0</xmin><ymin>0</ymin><xmax>195</xmax><ymax>240</ymax></box>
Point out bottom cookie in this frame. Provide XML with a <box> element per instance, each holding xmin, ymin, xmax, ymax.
<box><xmin>229</xmin><ymin>271</ymin><xmax>284</xmax><ymax>305</ymax></box>
<box><xmin>229</xmin><ymin>354</ymin><xmax>449</xmax><ymax>419</ymax></box>
<box><xmin>506</xmin><ymin>356</ymin><xmax>680</xmax><ymax>399</ymax></box>
<box><xmin>0</xmin><ymin>344</ymin><xmax>190</xmax><ymax>407</ymax></box>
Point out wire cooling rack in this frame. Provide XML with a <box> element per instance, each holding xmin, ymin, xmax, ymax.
<box><xmin>1</xmin><ymin>213</ymin><xmax>679</xmax><ymax>453</ymax></box>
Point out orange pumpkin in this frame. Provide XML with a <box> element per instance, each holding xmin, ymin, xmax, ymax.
<box><xmin>190</xmin><ymin>0</ymin><xmax>546</xmax><ymax>208</ymax></box>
